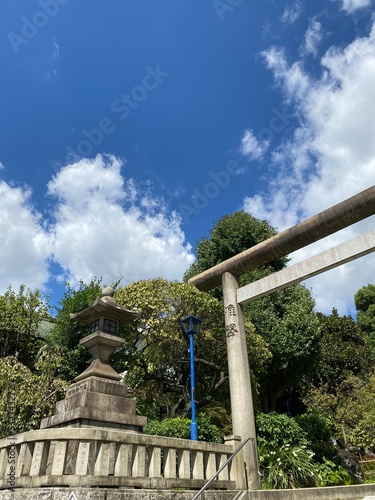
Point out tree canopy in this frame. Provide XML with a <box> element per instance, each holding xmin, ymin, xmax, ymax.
<box><xmin>303</xmin><ymin>309</ymin><xmax>374</xmax><ymax>449</ymax></box>
<box><xmin>355</xmin><ymin>284</ymin><xmax>375</xmax><ymax>352</ymax></box>
<box><xmin>113</xmin><ymin>278</ymin><xmax>270</xmax><ymax>419</ymax></box>
<box><xmin>246</xmin><ymin>284</ymin><xmax>319</xmax><ymax>413</ymax></box>
<box><xmin>183</xmin><ymin>210</ymin><xmax>288</xmax><ymax>288</ymax></box>
<box><xmin>0</xmin><ymin>347</ymin><xmax>68</xmax><ymax>438</ymax></box>
<box><xmin>183</xmin><ymin>210</ymin><xmax>319</xmax><ymax>412</ymax></box>
<box><xmin>0</xmin><ymin>285</ymin><xmax>49</xmax><ymax>368</ymax></box>
<box><xmin>314</xmin><ymin>309</ymin><xmax>373</xmax><ymax>390</ymax></box>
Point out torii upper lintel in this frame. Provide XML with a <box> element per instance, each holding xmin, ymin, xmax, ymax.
<box><xmin>188</xmin><ymin>185</ymin><xmax>375</xmax><ymax>292</ymax></box>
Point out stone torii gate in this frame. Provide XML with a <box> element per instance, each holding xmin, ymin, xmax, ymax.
<box><xmin>188</xmin><ymin>185</ymin><xmax>375</xmax><ymax>490</ymax></box>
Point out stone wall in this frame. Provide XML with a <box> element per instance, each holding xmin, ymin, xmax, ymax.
<box><xmin>0</xmin><ymin>428</ymin><xmax>249</xmax><ymax>491</ymax></box>
<box><xmin>1</xmin><ymin>485</ymin><xmax>375</xmax><ymax>500</ymax></box>
<box><xmin>0</xmin><ymin>488</ymin><xmax>241</xmax><ymax>500</ymax></box>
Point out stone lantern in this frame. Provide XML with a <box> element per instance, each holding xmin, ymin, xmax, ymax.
<box><xmin>40</xmin><ymin>287</ymin><xmax>147</xmax><ymax>432</ymax></box>
<box><xmin>71</xmin><ymin>285</ymin><xmax>139</xmax><ymax>382</ymax></box>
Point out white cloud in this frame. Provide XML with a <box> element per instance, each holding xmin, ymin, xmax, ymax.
<box><xmin>0</xmin><ymin>161</ymin><xmax>4</xmax><ymax>170</ymax></box>
<box><xmin>280</xmin><ymin>1</ymin><xmax>302</xmax><ymax>24</ymax></box>
<box><xmin>300</xmin><ymin>18</ymin><xmax>323</xmax><ymax>57</ymax></box>
<box><xmin>240</xmin><ymin>129</ymin><xmax>269</xmax><ymax>160</ymax></box>
<box><xmin>0</xmin><ymin>182</ymin><xmax>50</xmax><ymax>292</ymax></box>
<box><xmin>0</xmin><ymin>155</ymin><xmax>194</xmax><ymax>295</ymax></box>
<box><xmin>47</xmin><ymin>155</ymin><xmax>194</xmax><ymax>287</ymax></box>
<box><xmin>340</xmin><ymin>0</ymin><xmax>371</xmax><ymax>14</ymax></box>
<box><xmin>261</xmin><ymin>47</ymin><xmax>310</xmax><ymax>102</ymax></box>
<box><xmin>243</xmin><ymin>22</ymin><xmax>375</xmax><ymax>314</ymax></box>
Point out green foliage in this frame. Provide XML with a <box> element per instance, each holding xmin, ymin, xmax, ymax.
<box><xmin>315</xmin><ymin>309</ymin><xmax>374</xmax><ymax>390</ymax></box>
<box><xmin>303</xmin><ymin>374</ymin><xmax>366</xmax><ymax>443</ymax></box>
<box><xmin>0</xmin><ymin>348</ymin><xmax>68</xmax><ymax>437</ymax></box>
<box><xmin>256</xmin><ymin>412</ymin><xmax>309</xmax><ymax>449</ymax></box>
<box><xmin>195</xmin><ymin>413</ymin><xmax>223</xmax><ymax>443</ymax></box>
<box><xmin>354</xmin><ymin>283</ymin><xmax>375</xmax><ymax>313</ymax></box>
<box><xmin>183</xmin><ymin>211</ymin><xmax>288</xmax><ymax>290</ymax></box>
<box><xmin>361</xmin><ymin>460</ymin><xmax>375</xmax><ymax>483</ymax></box>
<box><xmin>303</xmin><ymin>309</ymin><xmax>375</xmax><ymax>448</ymax></box>
<box><xmin>200</xmin><ymin>402</ymin><xmax>232</xmax><ymax>438</ymax></box>
<box><xmin>355</xmin><ymin>284</ymin><xmax>375</xmax><ymax>352</ymax></box>
<box><xmin>114</xmin><ymin>278</ymin><xmax>270</xmax><ymax>419</ymax></box>
<box><xmin>259</xmin><ymin>445</ymin><xmax>352</xmax><ymax>489</ymax></box>
<box><xmin>296</xmin><ymin>410</ymin><xmax>336</xmax><ymax>461</ymax></box>
<box><xmin>247</xmin><ymin>284</ymin><xmax>319</xmax><ymax>412</ymax></box>
<box><xmin>144</xmin><ymin>414</ymin><xmax>222</xmax><ymax>443</ymax></box>
<box><xmin>304</xmin><ymin>372</ymin><xmax>375</xmax><ymax>452</ymax></box>
<box><xmin>182</xmin><ymin>211</ymin><xmax>319</xmax><ymax>413</ymax></box>
<box><xmin>115</xmin><ymin>278</ymin><xmax>227</xmax><ymax>418</ymax></box>
<box><xmin>344</xmin><ymin>373</ymin><xmax>375</xmax><ymax>450</ymax></box>
<box><xmin>259</xmin><ymin>444</ymin><xmax>316</xmax><ymax>489</ymax></box>
<box><xmin>257</xmin><ymin>413</ymin><xmax>352</xmax><ymax>489</ymax></box>
<box><xmin>0</xmin><ymin>285</ymin><xmax>49</xmax><ymax>368</ymax></box>
<box><xmin>145</xmin><ymin>417</ymin><xmax>191</xmax><ymax>439</ymax></box>
<box><xmin>315</xmin><ymin>458</ymin><xmax>352</xmax><ymax>486</ymax></box>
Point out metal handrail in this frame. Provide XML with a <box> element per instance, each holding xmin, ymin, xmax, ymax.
<box><xmin>191</xmin><ymin>436</ymin><xmax>251</xmax><ymax>500</ymax></box>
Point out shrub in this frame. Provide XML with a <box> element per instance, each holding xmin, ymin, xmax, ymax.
<box><xmin>259</xmin><ymin>444</ymin><xmax>316</xmax><ymax>489</ymax></box>
<box><xmin>315</xmin><ymin>458</ymin><xmax>352</xmax><ymax>486</ymax></box>
<box><xmin>256</xmin><ymin>412</ymin><xmax>310</xmax><ymax>449</ymax></box>
<box><xmin>144</xmin><ymin>414</ymin><xmax>222</xmax><ymax>443</ymax></box>
<box><xmin>145</xmin><ymin>417</ymin><xmax>191</xmax><ymax>439</ymax></box>
<box><xmin>296</xmin><ymin>410</ymin><xmax>336</xmax><ymax>461</ymax></box>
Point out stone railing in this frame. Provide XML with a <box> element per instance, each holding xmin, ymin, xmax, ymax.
<box><xmin>0</xmin><ymin>428</ymin><xmax>252</xmax><ymax>491</ymax></box>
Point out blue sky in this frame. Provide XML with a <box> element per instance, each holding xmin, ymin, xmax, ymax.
<box><xmin>1</xmin><ymin>0</ymin><xmax>375</xmax><ymax>314</ymax></box>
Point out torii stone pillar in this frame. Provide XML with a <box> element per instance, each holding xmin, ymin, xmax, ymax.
<box><xmin>222</xmin><ymin>272</ymin><xmax>260</xmax><ymax>489</ymax></box>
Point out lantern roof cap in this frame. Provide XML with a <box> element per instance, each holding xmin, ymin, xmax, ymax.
<box><xmin>70</xmin><ymin>287</ymin><xmax>140</xmax><ymax>325</ymax></box>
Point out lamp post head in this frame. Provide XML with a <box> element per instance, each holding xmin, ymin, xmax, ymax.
<box><xmin>180</xmin><ymin>315</ymin><xmax>202</xmax><ymax>335</ymax></box>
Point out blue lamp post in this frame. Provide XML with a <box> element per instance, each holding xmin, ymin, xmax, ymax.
<box><xmin>180</xmin><ymin>315</ymin><xmax>202</xmax><ymax>441</ymax></box>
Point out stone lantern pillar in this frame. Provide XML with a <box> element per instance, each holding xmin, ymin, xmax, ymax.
<box><xmin>40</xmin><ymin>287</ymin><xmax>147</xmax><ymax>432</ymax></box>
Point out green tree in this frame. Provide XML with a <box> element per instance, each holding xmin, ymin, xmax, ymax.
<box><xmin>0</xmin><ymin>347</ymin><xmax>68</xmax><ymax>437</ymax></box>
<box><xmin>302</xmin><ymin>309</ymin><xmax>374</xmax><ymax>446</ymax></box>
<box><xmin>345</xmin><ymin>373</ymin><xmax>375</xmax><ymax>450</ymax></box>
<box><xmin>114</xmin><ymin>278</ymin><xmax>270</xmax><ymax>420</ymax></box>
<box><xmin>355</xmin><ymin>284</ymin><xmax>375</xmax><ymax>352</ymax></box>
<box><xmin>183</xmin><ymin>211</ymin><xmax>288</xmax><ymax>293</ymax></box>
<box><xmin>245</xmin><ymin>284</ymin><xmax>319</xmax><ymax>412</ymax></box>
<box><xmin>0</xmin><ymin>285</ymin><xmax>49</xmax><ymax>368</ymax></box>
<box><xmin>305</xmin><ymin>372</ymin><xmax>375</xmax><ymax>452</ymax></box>
<box><xmin>314</xmin><ymin>309</ymin><xmax>373</xmax><ymax>391</ymax></box>
<box><xmin>184</xmin><ymin>211</ymin><xmax>319</xmax><ymax>412</ymax></box>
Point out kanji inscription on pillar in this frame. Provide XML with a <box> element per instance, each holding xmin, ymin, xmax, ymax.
<box><xmin>225</xmin><ymin>304</ymin><xmax>237</xmax><ymax>317</ymax></box>
<box><xmin>226</xmin><ymin>323</ymin><xmax>238</xmax><ymax>338</ymax></box>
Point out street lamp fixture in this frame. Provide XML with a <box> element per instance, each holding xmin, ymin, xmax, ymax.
<box><xmin>180</xmin><ymin>315</ymin><xmax>202</xmax><ymax>441</ymax></box>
